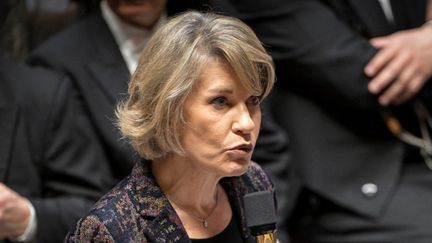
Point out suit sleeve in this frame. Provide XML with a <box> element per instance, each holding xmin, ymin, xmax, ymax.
<box><xmin>30</xmin><ymin>76</ymin><xmax>115</xmax><ymax>243</ymax></box>
<box><xmin>271</xmin><ymin>0</ymin><xmax>381</xmax><ymax>108</ymax></box>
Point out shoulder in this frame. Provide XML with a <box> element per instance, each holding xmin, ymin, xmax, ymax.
<box><xmin>29</xmin><ymin>11</ymin><xmax>108</xmax><ymax>65</ymax></box>
<box><xmin>88</xmin><ymin>175</ymin><xmax>138</xmax><ymax>225</ymax></box>
<box><xmin>68</xmin><ymin>172</ymin><xmax>150</xmax><ymax>242</ymax></box>
<box><xmin>0</xmin><ymin>61</ymin><xmax>71</xmax><ymax>110</ymax></box>
<box><xmin>0</xmin><ymin>60</ymin><xmax>81</xmax><ymax>166</ymax></box>
<box><xmin>33</xmin><ymin>18</ymin><xmax>90</xmax><ymax>53</ymax></box>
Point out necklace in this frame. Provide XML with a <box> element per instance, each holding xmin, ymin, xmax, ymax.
<box><xmin>168</xmin><ymin>185</ymin><xmax>219</xmax><ymax>228</ymax></box>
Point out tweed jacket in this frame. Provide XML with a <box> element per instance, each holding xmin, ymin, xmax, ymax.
<box><xmin>65</xmin><ymin>161</ymin><xmax>274</xmax><ymax>243</ymax></box>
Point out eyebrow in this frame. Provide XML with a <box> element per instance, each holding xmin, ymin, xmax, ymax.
<box><xmin>207</xmin><ymin>88</ymin><xmax>234</xmax><ymax>94</ymax></box>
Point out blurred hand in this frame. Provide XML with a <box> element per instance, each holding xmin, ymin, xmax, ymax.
<box><xmin>0</xmin><ymin>183</ymin><xmax>30</xmax><ymax>239</ymax></box>
<box><xmin>364</xmin><ymin>25</ymin><xmax>432</xmax><ymax>106</ymax></box>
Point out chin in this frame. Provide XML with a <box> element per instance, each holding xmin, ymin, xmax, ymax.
<box><xmin>226</xmin><ymin>159</ymin><xmax>250</xmax><ymax>177</ymax></box>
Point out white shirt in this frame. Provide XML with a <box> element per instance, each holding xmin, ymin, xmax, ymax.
<box><xmin>100</xmin><ymin>0</ymin><xmax>167</xmax><ymax>74</ymax></box>
<box><xmin>378</xmin><ymin>0</ymin><xmax>395</xmax><ymax>23</ymax></box>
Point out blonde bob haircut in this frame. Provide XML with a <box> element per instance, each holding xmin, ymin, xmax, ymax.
<box><xmin>117</xmin><ymin>11</ymin><xmax>275</xmax><ymax>160</ymax></box>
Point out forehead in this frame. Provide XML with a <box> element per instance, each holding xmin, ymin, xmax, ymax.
<box><xmin>196</xmin><ymin>60</ymin><xmax>239</xmax><ymax>91</ymax></box>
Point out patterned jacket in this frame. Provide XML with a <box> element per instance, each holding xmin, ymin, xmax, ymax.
<box><xmin>65</xmin><ymin>161</ymin><xmax>275</xmax><ymax>242</ymax></box>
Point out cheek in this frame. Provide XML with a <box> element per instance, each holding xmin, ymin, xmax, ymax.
<box><xmin>181</xmin><ymin>119</ymin><xmax>228</xmax><ymax>157</ymax></box>
<box><xmin>192</xmin><ymin>122</ymin><xmax>226</xmax><ymax>146</ymax></box>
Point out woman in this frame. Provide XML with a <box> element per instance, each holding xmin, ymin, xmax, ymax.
<box><xmin>66</xmin><ymin>11</ymin><xmax>275</xmax><ymax>242</ymax></box>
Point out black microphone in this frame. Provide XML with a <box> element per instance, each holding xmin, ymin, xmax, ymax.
<box><xmin>244</xmin><ymin>191</ymin><xmax>277</xmax><ymax>243</ymax></box>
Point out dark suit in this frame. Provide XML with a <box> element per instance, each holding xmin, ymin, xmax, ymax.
<box><xmin>65</xmin><ymin>161</ymin><xmax>274</xmax><ymax>243</ymax></box>
<box><xmin>0</xmin><ymin>60</ymin><xmax>113</xmax><ymax>242</ymax></box>
<box><xmin>28</xmin><ymin>9</ymin><xmax>137</xmax><ymax>180</ymax></box>
<box><xmin>209</xmin><ymin>0</ymin><xmax>432</xmax><ymax>242</ymax></box>
<box><xmin>26</xmin><ymin>4</ymin><xmax>213</xmax><ymax>180</ymax></box>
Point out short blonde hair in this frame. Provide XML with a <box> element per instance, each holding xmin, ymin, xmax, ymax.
<box><xmin>117</xmin><ymin>11</ymin><xmax>275</xmax><ymax>160</ymax></box>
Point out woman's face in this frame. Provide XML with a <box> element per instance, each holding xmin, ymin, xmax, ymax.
<box><xmin>181</xmin><ymin>60</ymin><xmax>261</xmax><ymax>177</ymax></box>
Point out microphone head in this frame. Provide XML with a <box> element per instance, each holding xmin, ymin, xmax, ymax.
<box><xmin>243</xmin><ymin>190</ymin><xmax>277</xmax><ymax>236</ymax></box>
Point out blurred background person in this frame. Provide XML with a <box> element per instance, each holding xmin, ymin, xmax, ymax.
<box><xmin>0</xmin><ymin>0</ymin><xmax>28</xmax><ymax>61</ymax></box>
<box><xmin>208</xmin><ymin>0</ymin><xmax>432</xmax><ymax>242</ymax></box>
<box><xmin>25</xmin><ymin>0</ymin><xmax>98</xmax><ymax>52</ymax></box>
<box><xmin>28</xmin><ymin>0</ymin><xmax>170</xmax><ymax>187</ymax></box>
<box><xmin>0</xmin><ymin>1</ymin><xmax>113</xmax><ymax>242</ymax></box>
<box><xmin>0</xmin><ymin>60</ymin><xmax>112</xmax><ymax>243</ymax></box>
<box><xmin>66</xmin><ymin>11</ymin><xmax>276</xmax><ymax>242</ymax></box>
<box><xmin>27</xmin><ymin>0</ymin><xmax>213</xmax><ymax>185</ymax></box>
<box><xmin>1</xmin><ymin>0</ymin><xmax>100</xmax><ymax>62</ymax></box>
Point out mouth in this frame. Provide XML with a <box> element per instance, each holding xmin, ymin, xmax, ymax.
<box><xmin>228</xmin><ymin>144</ymin><xmax>254</xmax><ymax>153</ymax></box>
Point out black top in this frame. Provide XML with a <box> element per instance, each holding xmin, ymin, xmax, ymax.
<box><xmin>191</xmin><ymin>216</ymin><xmax>244</xmax><ymax>243</ymax></box>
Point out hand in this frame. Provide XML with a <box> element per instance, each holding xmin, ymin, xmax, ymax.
<box><xmin>364</xmin><ymin>25</ymin><xmax>432</xmax><ymax>106</ymax></box>
<box><xmin>0</xmin><ymin>183</ymin><xmax>31</xmax><ymax>239</ymax></box>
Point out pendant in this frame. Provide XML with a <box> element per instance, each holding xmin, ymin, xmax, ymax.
<box><xmin>203</xmin><ymin>220</ymin><xmax>208</xmax><ymax>228</ymax></box>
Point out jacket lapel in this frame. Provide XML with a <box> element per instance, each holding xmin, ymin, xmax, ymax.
<box><xmin>0</xmin><ymin>68</ymin><xmax>19</xmax><ymax>181</ymax></box>
<box><xmin>144</xmin><ymin>207</ymin><xmax>191</xmax><ymax>243</ymax></box>
<box><xmin>86</xmin><ymin>62</ymin><xmax>129</xmax><ymax>105</ymax></box>
<box><xmin>348</xmin><ymin>0</ymin><xmax>427</xmax><ymax>35</ymax></box>
<box><xmin>221</xmin><ymin>177</ymin><xmax>256</xmax><ymax>243</ymax></box>
<box><xmin>131</xmin><ymin>162</ymin><xmax>190</xmax><ymax>243</ymax></box>
<box><xmin>0</xmin><ymin>106</ymin><xmax>19</xmax><ymax>182</ymax></box>
<box><xmin>131</xmin><ymin>162</ymin><xmax>257</xmax><ymax>243</ymax></box>
<box><xmin>84</xmin><ymin>10</ymin><xmax>130</xmax><ymax>105</ymax></box>
<box><xmin>346</xmin><ymin>0</ymin><xmax>396</xmax><ymax>37</ymax></box>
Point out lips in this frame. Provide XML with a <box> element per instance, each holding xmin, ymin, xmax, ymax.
<box><xmin>229</xmin><ymin>144</ymin><xmax>254</xmax><ymax>153</ymax></box>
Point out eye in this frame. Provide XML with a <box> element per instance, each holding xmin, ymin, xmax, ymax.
<box><xmin>211</xmin><ymin>96</ymin><xmax>228</xmax><ymax>108</ymax></box>
<box><xmin>248</xmin><ymin>96</ymin><xmax>261</xmax><ymax>106</ymax></box>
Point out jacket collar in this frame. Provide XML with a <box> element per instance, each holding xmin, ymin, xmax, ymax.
<box><xmin>129</xmin><ymin>162</ymin><xmax>190</xmax><ymax>242</ymax></box>
<box><xmin>130</xmin><ymin>161</ymin><xmax>254</xmax><ymax>242</ymax></box>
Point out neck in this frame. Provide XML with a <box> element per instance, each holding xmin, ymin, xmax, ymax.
<box><xmin>152</xmin><ymin>155</ymin><xmax>221</xmax><ymax>212</ymax></box>
<box><xmin>152</xmin><ymin>155</ymin><xmax>234</xmax><ymax>237</ymax></box>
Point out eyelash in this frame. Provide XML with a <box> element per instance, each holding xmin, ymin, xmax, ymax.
<box><xmin>211</xmin><ymin>97</ymin><xmax>228</xmax><ymax>108</ymax></box>
<box><xmin>210</xmin><ymin>96</ymin><xmax>261</xmax><ymax>109</ymax></box>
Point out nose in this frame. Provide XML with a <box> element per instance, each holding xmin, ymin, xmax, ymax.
<box><xmin>232</xmin><ymin>105</ymin><xmax>256</xmax><ymax>134</ymax></box>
